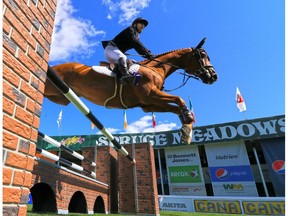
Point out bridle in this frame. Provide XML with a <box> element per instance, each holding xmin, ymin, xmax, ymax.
<box><xmin>192</xmin><ymin>48</ymin><xmax>214</xmax><ymax>79</ymax></box>
<box><xmin>145</xmin><ymin>47</ymin><xmax>213</xmax><ymax>92</ymax></box>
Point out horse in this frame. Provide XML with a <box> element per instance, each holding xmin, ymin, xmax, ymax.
<box><xmin>44</xmin><ymin>38</ymin><xmax>218</xmax><ymax>144</ymax></box>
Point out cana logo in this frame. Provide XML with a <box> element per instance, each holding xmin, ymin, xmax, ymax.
<box><xmin>272</xmin><ymin>160</ymin><xmax>285</xmax><ymax>174</ymax></box>
<box><xmin>215</xmin><ymin>168</ymin><xmax>229</xmax><ymax>180</ymax></box>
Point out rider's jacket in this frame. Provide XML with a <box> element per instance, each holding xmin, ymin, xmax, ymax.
<box><xmin>103</xmin><ymin>26</ymin><xmax>152</xmax><ymax>57</ymax></box>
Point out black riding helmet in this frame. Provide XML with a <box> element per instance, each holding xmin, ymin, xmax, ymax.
<box><xmin>132</xmin><ymin>17</ymin><xmax>148</xmax><ymax>27</ymax></box>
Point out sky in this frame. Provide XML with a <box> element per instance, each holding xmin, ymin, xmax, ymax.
<box><xmin>38</xmin><ymin>0</ymin><xmax>285</xmax><ymax>136</ymax></box>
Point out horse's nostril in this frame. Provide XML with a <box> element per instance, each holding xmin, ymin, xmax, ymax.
<box><xmin>213</xmin><ymin>74</ymin><xmax>218</xmax><ymax>80</ymax></box>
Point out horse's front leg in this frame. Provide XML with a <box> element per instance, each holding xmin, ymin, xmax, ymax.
<box><xmin>141</xmin><ymin>104</ymin><xmax>193</xmax><ymax>145</ymax></box>
<box><xmin>140</xmin><ymin>90</ymin><xmax>194</xmax><ymax>124</ymax></box>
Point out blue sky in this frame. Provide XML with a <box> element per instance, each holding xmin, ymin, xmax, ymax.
<box><xmin>39</xmin><ymin>0</ymin><xmax>285</xmax><ymax>136</ymax></box>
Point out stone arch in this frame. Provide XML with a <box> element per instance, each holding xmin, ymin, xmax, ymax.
<box><xmin>94</xmin><ymin>195</ymin><xmax>105</xmax><ymax>213</ymax></box>
<box><xmin>68</xmin><ymin>191</ymin><xmax>87</xmax><ymax>213</ymax></box>
<box><xmin>30</xmin><ymin>182</ymin><xmax>57</xmax><ymax>213</ymax></box>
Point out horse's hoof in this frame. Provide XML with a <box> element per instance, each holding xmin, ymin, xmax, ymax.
<box><xmin>181</xmin><ymin>124</ymin><xmax>193</xmax><ymax>145</ymax></box>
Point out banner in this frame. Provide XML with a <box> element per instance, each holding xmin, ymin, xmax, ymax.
<box><xmin>38</xmin><ymin>115</ymin><xmax>285</xmax><ymax>150</ymax></box>
<box><xmin>165</xmin><ymin>146</ymin><xmax>206</xmax><ymax>196</ymax></box>
<box><xmin>205</xmin><ymin>141</ymin><xmax>258</xmax><ymax>196</ymax></box>
<box><xmin>260</xmin><ymin>138</ymin><xmax>285</xmax><ymax>196</ymax></box>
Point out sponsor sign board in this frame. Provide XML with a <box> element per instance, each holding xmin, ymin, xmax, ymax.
<box><xmin>158</xmin><ymin>196</ymin><xmax>194</xmax><ymax>212</ymax></box>
<box><xmin>205</xmin><ymin>141</ymin><xmax>258</xmax><ymax>196</ymax></box>
<box><xmin>194</xmin><ymin>200</ymin><xmax>241</xmax><ymax>214</ymax></box>
<box><xmin>243</xmin><ymin>201</ymin><xmax>285</xmax><ymax>215</ymax></box>
<box><xmin>165</xmin><ymin>146</ymin><xmax>206</xmax><ymax>196</ymax></box>
<box><xmin>39</xmin><ymin>115</ymin><xmax>285</xmax><ymax>150</ymax></box>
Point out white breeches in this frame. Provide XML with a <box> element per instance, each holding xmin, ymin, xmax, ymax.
<box><xmin>104</xmin><ymin>44</ymin><xmax>127</xmax><ymax>64</ymax></box>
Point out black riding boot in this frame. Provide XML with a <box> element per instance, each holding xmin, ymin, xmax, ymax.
<box><xmin>118</xmin><ymin>57</ymin><xmax>133</xmax><ymax>84</ymax></box>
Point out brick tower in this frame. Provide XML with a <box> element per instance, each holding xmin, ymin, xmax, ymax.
<box><xmin>3</xmin><ymin>0</ymin><xmax>57</xmax><ymax>215</ymax></box>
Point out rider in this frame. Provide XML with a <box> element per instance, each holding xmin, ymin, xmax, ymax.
<box><xmin>102</xmin><ymin>17</ymin><xmax>155</xmax><ymax>84</ymax></box>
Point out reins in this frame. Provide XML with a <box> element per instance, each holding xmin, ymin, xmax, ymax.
<box><xmin>126</xmin><ymin>53</ymin><xmax>200</xmax><ymax>92</ymax></box>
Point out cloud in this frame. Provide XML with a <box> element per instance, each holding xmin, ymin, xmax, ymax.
<box><xmin>123</xmin><ymin>115</ymin><xmax>178</xmax><ymax>133</ymax></box>
<box><xmin>95</xmin><ymin>114</ymin><xmax>178</xmax><ymax>135</ymax></box>
<box><xmin>102</xmin><ymin>0</ymin><xmax>151</xmax><ymax>25</ymax></box>
<box><xmin>49</xmin><ymin>0</ymin><xmax>106</xmax><ymax>62</ymax></box>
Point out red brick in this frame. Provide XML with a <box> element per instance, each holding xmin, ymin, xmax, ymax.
<box><xmin>13</xmin><ymin>170</ymin><xmax>32</xmax><ymax>187</ymax></box>
<box><xmin>3</xmin><ymin>49</ymin><xmax>31</xmax><ymax>82</ymax></box>
<box><xmin>3</xmin><ymin>115</ymin><xmax>31</xmax><ymax>139</ymax></box>
<box><xmin>5</xmin><ymin>151</ymin><xmax>28</xmax><ymax>170</ymax></box>
<box><xmin>3</xmin><ymin>96</ymin><xmax>15</xmax><ymax>115</ymax></box>
<box><xmin>11</xmin><ymin>28</ymin><xmax>28</xmax><ymax>52</ymax></box>
<box><xmin>3</xmin><ymin>131</ymin><xmax>18</xmax><ymax>150</ymax></box>
<box><xmin>3</xmin><ymin>18</ymin><xmax>11</xmax><ymax>35</ymax></box>
<box><xmin>18</xmin><ymin>205</ymin><xmax>27</xmax><ymax>216</ymax></box>
<box><xmin>3</xmin><ymin>65</ymin><xmax>21</xmax><ymax>88</ymax></box>
<box><xmin>3</xmin><ymin>81</ymin><xmax>26</xmax><ymax>107</ymax></box>
<box><xmin>15</xmin><ymin>106</ymin><xmax>34</xmax><ymax>125</ymax></box>
<box><xmin>3</xmin><ymin>187</ymin><xmax>22</xmax><ymax>203</ymax></box>
<box><xmin>3</xmin><ymin>167</ymin><xmax>13</xmax><ymax>185</ymax></box>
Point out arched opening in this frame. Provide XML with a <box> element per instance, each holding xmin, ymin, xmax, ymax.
<box><xmin>30</xmin><ymin>183</ymin><xmax>57</xmax><ymax>213</ymax></box>
<box><xmin>94</xmin><ymin>195</ymin><xmax>105</xmax><ymax>213</ymax></box>
<box><xmin>68</xmin><ymin>191</ymin><xmax>87</xmax><ymax>213</ymax></box>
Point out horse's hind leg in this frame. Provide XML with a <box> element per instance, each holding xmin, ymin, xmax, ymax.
<box><xmin>44</xmin><ymin>80</ymin><xmax>71</xmax><ymax>105</ymax></box>
<box><xmin>45</xmin><ymin>94</ymin><xmax>70</xmax><ymax>105</ymax></box>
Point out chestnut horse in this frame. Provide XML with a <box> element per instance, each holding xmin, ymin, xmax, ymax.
<box><xmin>44</xmin><ymin>38</ymin><xmax>218</xmax><ymax>144</ymax></box>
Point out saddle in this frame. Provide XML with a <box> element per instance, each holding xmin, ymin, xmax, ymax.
<box><xmin>99</xmin><ymin>59</ymin><xmax>141</xmax><ymax>85</ymax></box>
<box><xmin>99</xmin><ymin>59</ymin><xmax>134</xmax><ymax>75</ymax></box>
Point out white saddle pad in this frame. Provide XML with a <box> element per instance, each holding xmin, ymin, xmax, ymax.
<box><xmin>92</xmin><ymin>64</ymin><xmax>140</xmax><ymax>77</ymax></box>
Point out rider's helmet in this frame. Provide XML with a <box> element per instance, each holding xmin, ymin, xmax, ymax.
<box><xmin>132</xmin><ymin>17</ymin><xmax>149</xmax><ymax>27</ymax></box>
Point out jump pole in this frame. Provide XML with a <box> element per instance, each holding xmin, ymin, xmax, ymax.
<box><xmin>36</xmin><ymin>147</ymin><xmax>96</xmax><ymax>178</ymax></box>
<box><xmin>46</xmin><ymin>66</ymin><xmax>135</xmax><ymax>164</ymax></box>
<box><xmin>38</xmin><ymin>131</ymin><xmax>96</xmax><ymax>167</ymax></box>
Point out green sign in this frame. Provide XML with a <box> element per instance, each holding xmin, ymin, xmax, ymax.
<box><xmin>38</xmin><ymin>115</ymin><xmax>285</xmax><ymax>150</ymax></box>
<box><xmin>168</xmin><ymin>165</ymin><xmax>202</xmax><ymax>183</ymax></box>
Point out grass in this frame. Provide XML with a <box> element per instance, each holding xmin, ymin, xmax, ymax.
<box><xmin>26</xmin><ymin>205</ymin><xmax>246</xmax><ymax>216</ymax></box>
<box><xmin>27</xmin><ymin>212</ymin><xmax>245</xmax><ymax>216</ymax></box>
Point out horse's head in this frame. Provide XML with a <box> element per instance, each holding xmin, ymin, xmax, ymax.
<box><xmin>185</xmin><ymin>38</ymin><xmax>218</xmax><ymax>84</ymax></box>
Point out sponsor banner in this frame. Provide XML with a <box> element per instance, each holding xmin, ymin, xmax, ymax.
<box><xmin>165</xmin><ymin>146</ymin><xmax>206</xmax><ymax>196</ymax></box>
<box><xmin>169</xmin><ymin>185</ymin><xmax>205</xmax><ymax>195</ymax></box>
<box><xmin>205</xmin><ymin>141</ymin><xmax>250</xmax><ymax>166</ymax></box>
<box><xmin>158</xmin><ymin>196</ymin><xmax>194</xmax><ymax>212</ymax></box>
<box><xmin>39</xmin><ymin>115</ymin><xmax>285</xmax><ymax>150</ymax></box>
<box><xmin>260</xmin><ymin>138</ymin><xmax>285</xmax><ymax>197</ymax></box>
<box><xmin>205</xmin><ymin>141</ymin><xmax>258</xmax><ymax>196</ymax></box>
<box><xmin>211</xmin><ymin>182</ymin><xmax>258</xmax><ymax>196</ymax></box>
<box><xmin>169</xmin><ymin>165</ymin><xmax>202</xmax><ymax>183</ymax></box>
<box><xmin>243</xmin><ymin>201</ymin><xmax>285</xmax><ymax>215</ymax></box>
<box><xmin>194</xmin><ymin>200</ymin><xmax>241</xmax><ymax>214</ymax></box>
<box><xmin>210</xmin><ymin>165</ymin><xmax>254</xmax><ymax>182</ymax></box>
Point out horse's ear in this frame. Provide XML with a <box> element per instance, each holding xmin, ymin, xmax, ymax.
<box><xmin>195</xmin><ymin>37</ymin><xmax>206</xmax><ymax>49</ymax></box>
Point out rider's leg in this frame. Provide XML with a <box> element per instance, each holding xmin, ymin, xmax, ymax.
<box><xmin>118</xmin><ymin>57</ymin><xmax>133</xmax><ymax>84</ymax></box>
<box><xmin>104</xmin><ymin>45</ymin><xmax>132</xmax><ymax>84</ymax></box>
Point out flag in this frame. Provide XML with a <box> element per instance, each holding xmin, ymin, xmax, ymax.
<box><xmin>236</xmin><ymin>87</ymin><xmax>247</xmax><ymax>112</ymax></box>
<box><xmin>188</xmin><ymin>97</ymin><xmax>196</xmax><ymax>123</ymax></box>
<box><xmin>57</xmin><ymin>110</ymin><xmax>62</xmax><ymax>129</ymax></box>
<box><xmin>124</xmin><ymin>110</ymin><xmax>128</xmax><ymax>129</ymax></box>
<box><xmin>152</xmin><ymin>112</ymin><xmax>156</xmax><ymax>128</ymax></box>
<box><xmin>91</xmin><ymin>122</ymin><xmax>95</xmax><ymax>130</ymax></box>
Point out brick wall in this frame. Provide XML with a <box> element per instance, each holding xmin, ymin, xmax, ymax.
<box><xmin>82</xmin><ymin>146</ymin><xmax>119</xmax><ymax>213</ymax></box>
<box><xmin>118</xmin><ymin>143</ymin><xmax>160</xmax><ymax>215</ymax></box>
<box><xmin>31</xmin><ymin>160</ymin><xmax>109</xmax><ymax>213</ymax></box>
<box><xmin>2</xmin><ymin>0</ymin><xmax>57</xmax><ymax>215</ymax></box>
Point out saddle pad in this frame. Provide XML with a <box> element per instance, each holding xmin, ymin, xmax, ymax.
<box><xmin>92</xmin><ymin>64</ymin><xmax>140</xmax><ymax>77</ymax></box>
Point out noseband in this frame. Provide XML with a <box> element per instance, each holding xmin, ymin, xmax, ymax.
<box><xmin>189</xmin><ymin>48</ymin><xmax>214</xmax><ymax>77</ymax></box>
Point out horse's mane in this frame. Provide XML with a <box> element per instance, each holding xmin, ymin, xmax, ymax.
<box><xmin>138</xmin><ymin>47</ymin><xmax>190</xmax><ymax>64</ymax></box>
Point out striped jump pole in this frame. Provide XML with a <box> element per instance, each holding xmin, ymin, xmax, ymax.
<box><xmin>36</xmin><ymin>147</ymin><xmax>96</xmax><ymax>178</ymax></box>
<box><xmin>47</xmin><ymin>66</ymin><xmax>136</xmax><ymax>164</ymax></box>
<box><xmin>38</xmin><ymin>131</ymin><xmax>96</xmax><ymax>167</ymax></box>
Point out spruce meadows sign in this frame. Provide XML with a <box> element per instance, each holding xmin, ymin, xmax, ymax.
<box><xmin>39</xmin><ymin>115</ymin><xmax>284</xmax><ymax>151</ymax></box>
